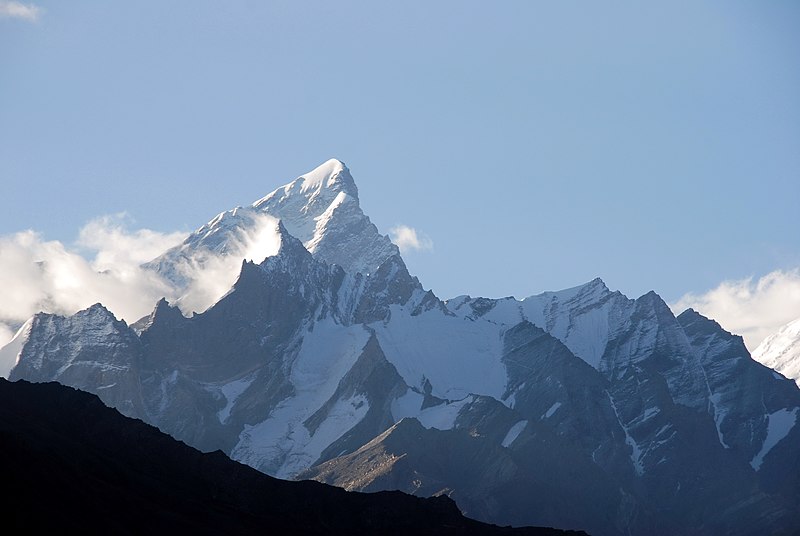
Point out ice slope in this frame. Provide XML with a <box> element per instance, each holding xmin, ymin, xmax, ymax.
<box><xmin>501</xmin><ymin>420</ymin><xmax>527</xmax><ymax>447</ymax></box>
<box><xmin>390</xmin><ymin>391</ymin><xmax>489</xmax><ymax>432</ymax></box>
<box><xmin>447</xmin><ymin>278</ymin><xmax>632</xmax><ymax>371</ymax></box>
<box><xmin>230</xmin><ymin>319</ymin><xmax>372</xmax><ymax>478</ymax></box>
<box><xmin>750</xmin><ymin>407</ymin><xmax>799</xmax><ymax>470</ymax></box>
<box><xmin>252</xmin><ymin>158</ymin><xmax>359</xmax><ymax>244</ymax></box>
<box><xmin>372</xmin><ymin>304</ymin><xmax>507</xmax><ymax>401</ymax></box>
<box><xmin>753</xmin><ymin>317</ymin><xmax>800</xmax><ymax>387</ymax></box>
<box><xmin>519</xmin><ymin>278</ymin><xmax>630</xmax><ymax>370</ymax></box>
<box><xmin>0</xmin><ymin>319</ymin><xmax>31</xmax><ymax>378</ymax></box>
<box><xmin>213</xmin><ymin>373</ymin><xmax>258</xmax><ymax>424</ymax></box>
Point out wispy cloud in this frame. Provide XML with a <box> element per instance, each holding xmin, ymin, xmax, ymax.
<box><xmin>389</xmin><ymin>225</ymin><xmax>433</xmax><ymax>253</ymax></box>
<box><xmin>671</xmin><ymin>268</ymin><xmax>800</xmax><ymax>350</ymax></box>
<box><xmin>77</xmin><ymin>213</ymin><xmax>188</xmax><ymax>273</ymax></box>
<box><xmin>167</xmin><ymin>213</ymin><xmax>282</xmax><ymax>315</ymax></box>
<box><xmin>0</xmin><ymin>1</ymin><xmax>43</xmax><ymax>22</ymax></box>
<box><xmin>0</xmin><ymin>213</ymin><xmax>287</xmax><ymax>351</ymax></box>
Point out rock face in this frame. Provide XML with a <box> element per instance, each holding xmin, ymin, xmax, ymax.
<box><xmin>0</xmin><ymin>378</ymin><xmax>577</xmax><ymax>536</ymax></box>
<box><xmin>5</xmin><ymin>159</ymin><xmax>800</xmax><ymax>535</ymax></box>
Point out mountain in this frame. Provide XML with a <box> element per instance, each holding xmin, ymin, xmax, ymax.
<box><xmin>753</xmin><ymin>317</ymin><xmax>800</xmax><ymax>387</ymax></box>
<box><xmin>142</xmin><ymin>158</ymin><xmax>402</xmax><ymax>314</ymax></box>
<box><xmin>4</xmin><ymin>159</ymin><xmax>800</xmax><ymax>535</ymax></box>
<box><xmin>0</xmin><ymin>378</ymin><xmax>576</xmax><ymax>535</ymax></box>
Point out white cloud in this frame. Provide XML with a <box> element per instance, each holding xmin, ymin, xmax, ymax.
<box><xmin>389</xmin><ymin>225</ymin><xmax>433</xmax><ymax>253</ymax></box>
<box><xmin>0</xmin><ymin>211</ymin><xmax>289</xmax><ymax>352</ymax></box>
<box><xmin>671</xmin><ymin>268</ymin><xmax>800</xmax><ymax>351</ymax></box>
<box><xmin>170</xmin><ymin>213</ymin><xmax>282</xmax><ymax>315</ymax></box>
<box><xmin>0</xmin><ymin>1</ymin><xmax>43</xmax><ymax>21</ymax></box>
<box><xmin>78</xmin><ymin>213</ymin><xmax>188</xmax><ymax>273</ymax></box>
<box><xmin>0</xmin><ymin>218</ymin><xmax>187</xmax><ymax>348</ymax></box>
<box><xmin>0</xmin><ymin>324</ymin><xmax>14</xmax><ymax>351</ymax></box>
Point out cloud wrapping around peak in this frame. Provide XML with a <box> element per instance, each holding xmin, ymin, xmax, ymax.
<box><xmin>169</xmin><ymin>213</ymin><xmax>282</xmax><ymax>315</ymax></box>
<box><xmin>671</xmin><ymin>268</ymin><xmax>800</xmax><ymax>351</ymax></box>
<box><xmin>0</xmin><ymin>217</ymin><xmax>187</xmax><ymax>348</ymax></box>
<box><xmin>0</xmin><ymin>1</ymin><xmax>42</xmax><ymax>21</ymax></box>
<box><xmin>389</xmin><ymin>225</ymin><xmax>433</xmax><ymax>253</ymax></box>
<box><xmin>0</xmin><ymin>212</ymin><xmax>286</xmax><ymax>352</ymax></box>
<box><xmin>78</xmin><ymin>213</ymin><xmax>188</xmax><ymax>273</ymax></box>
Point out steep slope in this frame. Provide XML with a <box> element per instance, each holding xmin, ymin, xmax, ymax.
<box><xmin>252</xmin><ymin>158</ymin><xmax>398</xmax><ymax>275</ymax></box>
<box><xmin>303</xmin><ymin>415</ymin><xmax>622</xmax><ymax>536</ymax></box>
<box><xmin>678</xmin><ymin>310</ymin><xmax>800</xmax><ymax>465</ymax></box>
<box><xmin>1</xmin><ymin>378</ymin><xmax>576</xmax><ymax>536</ymax></box>
<box><xmin>145</xmin><ymin>159</ymin><xmax>399</xmax><ymax>314</ymax></box>
<box><xmin>0</xmin><ymin>318</ymin><xmax>32</xmax><ymax>377</ymax></box>
<box><xmin>311</xmin><ymin>303</ymin><xmax>799</xmax><ymax>535</ymax></box>
<box><xmin>753</xmin><ymin>317</ymin><xmax>800</xmax><ymax>387</ymax></box>
<box><xmin>679</xmin><ymin>310</ymin><xmax>800</xmax><ymax>515</ymax></box>
<box><xmin>8</xmin><ymin>304</ymin><xmax>146</xmax><ymax>418</ymax></box>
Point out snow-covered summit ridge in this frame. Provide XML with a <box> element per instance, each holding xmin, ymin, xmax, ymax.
<box><xmin>520</xmin><ymin>277</ymin><xmax>628</xmax><ymax>369</ymax></box>
<box><xmin>146</xmin><ymin>159</ymin><xmax>399</xmax><ymax>301</ymax></box>
<box><xmin>251</xmin><ymin>158</ymin><xmax>358</xmax><ymax>246</ymax></box>
<box><xmin>254</xmin><ymin>158</ymin><xmax>359</xmax><ymax>202</ymax></box>
<box><xmin>251</xmin><ymin>159</ymin><xmax>397</xmax><ymax>275</ymax></box>
<box><xmin>525</xmin><ymin>276</ymin><xmax>611</xmax><ymax>304</ymax></box>
<box><xmin>446</xmin><ymin>277</ymin><xmax>631</xmax><ymax>370</ymax></box>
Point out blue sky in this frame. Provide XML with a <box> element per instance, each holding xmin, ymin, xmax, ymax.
<box><xmin>1</xmin><ymin>1</ymin><xmax>799</xmax><ymax>346</ymax></box>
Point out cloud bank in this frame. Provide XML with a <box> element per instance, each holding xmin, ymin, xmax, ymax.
<box><xmin>77</xmin><ymin>214</ymin><xmax>188</xmax><ymax>272</ymax></box>
<box><xmin>0</xmin><ymin>216</ymin><xmax>187</xmax><ymax>348</ymax></box>
<box><xmin>0</xmin><ymin>1</ymin><xmax>42</xmax><ymax>21</ymax></box>
<box><xmin>389</xmin><ymin>225</ymin><xmax>433</xmax><ymax>253</ymax></box>
<box><xmin>672</xmin><ymin>269</ymin><xmax>800</xmax><ymax>351</ymax></box>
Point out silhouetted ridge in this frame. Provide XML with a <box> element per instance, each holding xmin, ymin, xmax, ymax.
<box><xmin>0</xmin><ymin>378</ymin><xmax>584</xmax><ymax>536</ymax></box>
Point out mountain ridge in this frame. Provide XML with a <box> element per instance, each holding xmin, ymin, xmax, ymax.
<box><xmin>4</xmin><ymin>159</ymin><xmax>800</xmax><ymax>535</ymax></box>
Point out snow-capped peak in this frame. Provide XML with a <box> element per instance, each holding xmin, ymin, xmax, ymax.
<box><xmin>144</xmin><ymin>160</ymin><xmax>399</xmax><ymax>312</ymax></box>
<box><xmin>524</xmin><ymin>276</ymin><xmax>610</xmax><ymax>304</ymax></box>
<box><xmin>520</xmin><ymin>277</ymin><xmax>628</xmax><ymax>369</ymax></box>
<box><xmin>240</xmin><ymin>160</ymin><xmax>401</xmax><ymax>274</ymax></box>
<box><xmin>250</xmin><ymin>160</ymin><xmax>396</xmax><ymax>275</ymax></box>
<box><xmin>250</xmin><ymin>160</ymin><xmax>361</xmax><ymax>248</ymax></box>
<box><xmin>296</xmin><ymin>158</ymin><xmax>357</xmax><ymax>198</ymax></box>
<box><xmin>253</xmin><ymin>158</ymin><xmax>358</xmax><ymax>210</ymax></box>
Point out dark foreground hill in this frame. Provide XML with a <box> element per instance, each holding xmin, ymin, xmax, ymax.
<box><xmin>0</xmin><ymin>378</ymin><xmax>584</xmax><ymax>535</ymax></box>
